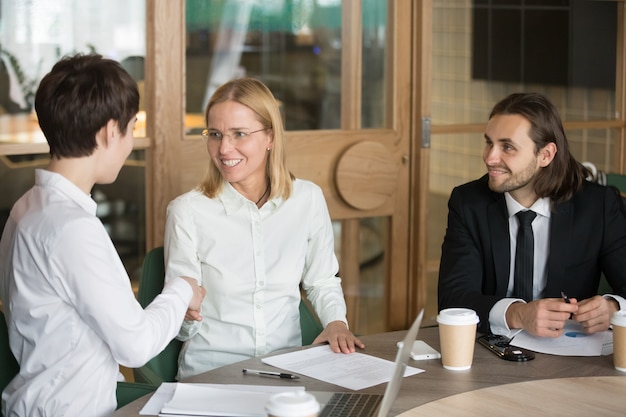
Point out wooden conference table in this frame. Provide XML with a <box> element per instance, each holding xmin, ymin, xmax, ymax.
<box><xmin>111</xmin><ymin>326</ymin><xmax>626</xmax><ymax>416</ymax></box>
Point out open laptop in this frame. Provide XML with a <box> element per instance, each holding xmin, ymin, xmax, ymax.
<box><xmin>311</xmin><ymin>309</ymin><xmax>424</xmax><ymax>417</ymax></box>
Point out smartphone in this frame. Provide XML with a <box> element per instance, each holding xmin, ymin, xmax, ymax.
<box><xmin>477</xmin><ymin>334</ymin><xmax>535</xmax><ymax>362</ymax></box>
<box><xmin>397</xmin><ymin>340</ymin><xmax>441</xmax><ymax>360</ymax></box>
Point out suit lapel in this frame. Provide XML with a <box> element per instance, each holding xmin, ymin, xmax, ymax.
<box><xmin>545</xmin><ymin>199</ymin><xmax>574</xmax><ymax>296</ymax></box>
<box><xmin>488</xmin><ymin>193</ymin><xmax>511</xmax><ymax>295</ymax></box>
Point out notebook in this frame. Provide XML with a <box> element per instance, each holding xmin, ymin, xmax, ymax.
<box><xmin>311</xmin><ymin>309</ymin><xmax>424</xmax><ymax>417</ymax></box>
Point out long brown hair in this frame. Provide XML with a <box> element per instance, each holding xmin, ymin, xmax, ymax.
<box><xmin>489</xmin><ymin>92</ymin><xmax>588</xmax><ymax>204</ymax></box>
<box><xmin>198</xmin><ymin>77</ymin><xmax>293</xmax><ymax>199</ymax></box>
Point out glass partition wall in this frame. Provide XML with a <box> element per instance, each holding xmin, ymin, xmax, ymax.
<box><xmin>184</xmin><ymin>0</ymin><xmax>387</xmax><ymax>132</ymax></box>
<box><xmin>0</xmin><ymin>0</ymin><xmax>148</xmax><ymax>283</ymax></box>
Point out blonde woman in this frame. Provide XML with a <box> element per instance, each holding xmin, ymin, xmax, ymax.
<box><xmin>164</xmin><ymin>77</ymin><xmax>363</xmax><ymax>379</ymax></box>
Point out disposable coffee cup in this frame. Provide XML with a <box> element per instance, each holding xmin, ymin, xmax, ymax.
<box><xmin>266</xmin><ymin>391</ymin><xmax>320</xmax><ymax>417</ymax></box>
<box><xmin>611</xmin><ymin>310</ymin><xmax>626</xmax><ymax>372</ymax></box>
<box><xmin>437</xmin><ymin>308</ymin><xmax>479</xmax><ymax>371</ymax></box>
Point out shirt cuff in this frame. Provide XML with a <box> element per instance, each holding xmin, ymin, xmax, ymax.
<box><xmin>489</xmin><ymin>298</ymin><xmax>525</xmax><ymax>338</ymax></box>
<box><xmin>177</xmin><ymin>319</ymin><xmax>201</xmax><ymax>341</ymax></box>
<box><xmin>603</xmin><ymin>294</ymin><xmax>626</xmax><ymax>311</ymax></box>
<box><xmin>163</xmin><ymin>276</ymin><xmax>194</xmax><ymax>303</ymax></box>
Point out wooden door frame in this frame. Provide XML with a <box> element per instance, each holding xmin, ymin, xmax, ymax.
<box><xmin>407</xmin><ymin>0</ymin><xmax>432</xmax><ymax>326</ymax></box>
<box><xmin>145</xmin><ymin>0</ymin><xmax>186</xmax><ymax>249</ymax></box>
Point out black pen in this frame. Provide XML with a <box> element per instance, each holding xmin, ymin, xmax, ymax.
<box><xmin>561</xmin><ymin>291</ymin><xmax>573</xmax><ymax>319</ymax></box>
<box><xmin>242</xmin><ymin>368</ymin><xmax>299</xmax><ymax>379</ymax></box>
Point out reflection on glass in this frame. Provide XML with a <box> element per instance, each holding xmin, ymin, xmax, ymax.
<box><xmin>0</xmin><ymin>151</ymin><xmax>146</xmax><ymax>281</ymax></box>
<box><xmin>431</xmin><ymin>2</ymin><xmax>617</xmax><ymax>125</ymax></box>
<box><xmin>186</xmin><ymin>0</ymin><xmax>343</xmax><ymax>132</ymax></box>
<box><xmin>185</xmin><ymin>0</ymin><xmax>389</xmax><ymax>131</ymax></box>
<box><xmin>361</xmin><ymin>0</ymin><xmax>387</xmax><ymax>129</ymax></box>
<box><xmin>0</xmin><ymin>0</ymin><xmax>146</xmax><ymax>116</ymax></box>
<box><xmin>0</xmin><ymin>0</ymin><xmax>147</xmax><ymax>282</ymax></box>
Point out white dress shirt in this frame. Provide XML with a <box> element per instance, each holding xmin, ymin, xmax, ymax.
<box><xmin>489</xmin><ymin>193</ymin><xmax>626</xmax><ymax>336</ymax></box>
<box><xmin>0</xmin><ymin>169</ymin><xmax>192</xmax><ymax>417</ymax></box>
<box><xmin>165</xmin><ymin>179</ymin><xmax>348</xmax><ymax>379</ymax></box>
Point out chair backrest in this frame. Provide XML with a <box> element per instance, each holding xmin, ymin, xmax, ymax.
<box><xmin>134</xmin><ymin>246</ymin><xmax>324</xmax><ymax>385</ymax></box>
<box><xmin>133</xmin><ymin>247</ymin><xmax>182</xmax><ymax>385</ymax></box>
<box><xmin>0</xmin><ymin>310</ymin><xmax>20</xmax><ymax>395</ymax></box>
<box><xmin>607</xmin><ymin>173</ymin><xmax>626</xmax><ymax>212</ymax></box>
<box><xmin>606</xmin><ymin>173</ymin><xmax>626</xmax><ymax>195</ymax></box>
<box><xmin>299</xmin><ymin>297</ymin><xmax>324</xmax><ymax>346</ymax></box>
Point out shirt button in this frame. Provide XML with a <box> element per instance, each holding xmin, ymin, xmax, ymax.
<box><xmin>259</xmin><ymin>281</ymin><xmax>265</xmax><ymax>286</ymax></box>
<box><xmin>256</xmin><ymin>304</ymin><xmax>261</xmax><ymax>310</ymax></box>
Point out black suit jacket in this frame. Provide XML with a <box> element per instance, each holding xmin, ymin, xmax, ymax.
<box><xmin>438</xmin><ymin>174</ymin><xmax>626</xmax><ymax>333</ymax></box>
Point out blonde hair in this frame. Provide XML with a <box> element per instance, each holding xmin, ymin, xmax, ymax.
<box><xmin>199</xmin><ymin>77</ymin><xmax>294</xmax><ymax>199</ymax></box>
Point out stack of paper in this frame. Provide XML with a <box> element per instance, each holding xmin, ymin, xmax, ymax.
<box><xmin>262</xmin><ymin>345</ymin><xmax>423</xmax><ymax>390</ymax></box>
<box><xmin>140</xmin><ymin>383</ymin><xmax>304</xmax><ymax>416</ymax></box>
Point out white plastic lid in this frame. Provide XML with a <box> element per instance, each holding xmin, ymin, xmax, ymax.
<box><xmin>265</xmin><ymin>391</ymin><xmax>320</xmax><ymax>417</ymax></box>
<box><xmin>437</xmin><ymin>308</ymin><xmax>479</xmax><ymax>326</ymax></box>
<box><xmin>611</xmin><ymin>310</ymin><xmax>626</xmax><ymax>327</ymax></box>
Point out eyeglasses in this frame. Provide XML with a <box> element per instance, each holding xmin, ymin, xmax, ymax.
<box><xmin>201</xmin><ymin>127</ymin><xmax>270</xmax><ymax>143</ymax></box>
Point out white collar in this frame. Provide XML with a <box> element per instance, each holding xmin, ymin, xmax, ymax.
<box><xmin>504</xmin><ymin>192</ymin><xmax>551</xmax><ymax>219</ymax></box>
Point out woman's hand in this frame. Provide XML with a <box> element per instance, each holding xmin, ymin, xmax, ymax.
<box><xmin>312</xmin><ymin>320</ymin><xmax>365</xmax><ymax>353</ymax></box>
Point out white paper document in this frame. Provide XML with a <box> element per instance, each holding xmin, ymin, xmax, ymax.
<box><xmin>511</xmin><ymin>320</ymin><xmax>613</xmax><ymax>356</ymax></box>
<box><xmin>139</xmin><ymin>383</ymin><xmax>303</xmax><ymax>416</ymax></box>
<box><xmin>261</xmin><ymin>345</ymin><xmax>424</xmax><ymax>390</ymax></box>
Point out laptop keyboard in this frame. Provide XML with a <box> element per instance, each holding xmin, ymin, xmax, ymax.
<box><xmin>318</xmin><ymin>392</ymin><xmax>383</xmax><ymax>417</ymax></box>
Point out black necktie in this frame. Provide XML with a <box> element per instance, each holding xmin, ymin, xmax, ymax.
<box><xmin>513</xmin><ymin>210</ymin><xmax>537</xmax><ymax>302</ymax></box>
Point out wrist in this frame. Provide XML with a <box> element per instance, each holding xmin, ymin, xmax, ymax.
<box><xmin>505</xmin><ymin>301</ymin><xmax>525</xmax><ymax>330</ymax></box>
<box><xmin>328</xmin><ymin>320</ymin><xmax>349</xmax><ymax>330</ymax></box>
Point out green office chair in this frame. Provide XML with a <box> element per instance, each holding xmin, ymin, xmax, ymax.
<box><xmin>3</xmin><ymin>305</ymin><xmax>154</xmax><ymax>411</ymax></box>
<box><xmin>133</xmin><ymin>246</ymin><xmax>183</xmax><ymax>385</ymax></box>
<box><xmin>607</xmin><ymin>173</ymin><xmax>626</xmax><ymax>204</ymax></box>
<box><xmin>115</xmin><ymin>381</ymin><xmax>156</xmax><ymax>409</ymax></box>
<box><xmin>133</xmin><ymin>246</ymin><xmax>325</xmax><ymax>386</ymax></box>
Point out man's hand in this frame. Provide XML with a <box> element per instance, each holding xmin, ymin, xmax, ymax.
<box><xmin>180</xmin><ymin>276</ymin><xmax>206</xmax><ymax>321</ymax></box>
<box><xmin>312</xmin><ymin>321</ymin><xmax>365</xmax><ymax>353</ymax></box>
<box><xmin>506</xmin><ymin>298</ymin><xmax>578</xmax><ymax>337</ymax></box>
<box><xmin>573</xmin><ymin>295</ymin><xmax>619</xmax><ymax>334</ymax></box>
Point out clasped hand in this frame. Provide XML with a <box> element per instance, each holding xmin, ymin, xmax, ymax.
<box><xmin>312</xmin><ymin>320</ymin><xmax>365</xmax><ymax>353</ymax></box>
<box><xmin>180</xmin><ymin>276</ymin><xmax>206</xmax><ymax>321</ymax></box>
<box><xmin>507</xmin><ymin>295</ymin><xmax>619</xmax><ymax>337</ymax></box>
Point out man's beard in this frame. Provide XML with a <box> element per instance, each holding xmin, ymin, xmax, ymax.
<box><xmin>487</xmin><ymin>160</ymin><xmax>538</xmax><ymax>194</ymax></box>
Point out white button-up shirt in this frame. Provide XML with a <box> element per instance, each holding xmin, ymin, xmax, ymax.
<box><xmin>0</xmin><ymin>169</ymin><xmax>192</xmax><ymax>417</ymax></box>
<box><xmin>489</xmin><ymin>193</ymin><xmax>626</xmax><ymax>336</ymax></box>
<box><xmin>165</xmin><ymin>179</ymin><xmax>347</xmax><ymax>379</ymax></box>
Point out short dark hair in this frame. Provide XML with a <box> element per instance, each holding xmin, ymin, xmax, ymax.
<box><xmin>35</xmin><ymin>54</ymin><xmax>139</xmax><ymax>158</ymax></box>
<box><xmin>489</xmin><ymin>92</ymin><xmax>587</xmax><ymax>204</ymax></box>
